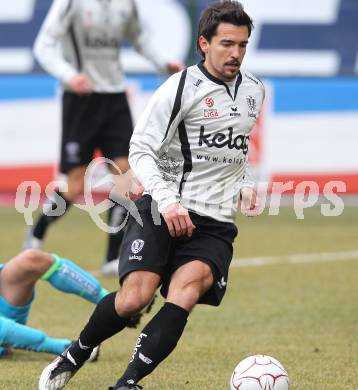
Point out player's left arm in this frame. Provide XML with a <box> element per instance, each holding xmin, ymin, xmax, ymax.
<box><xmin>125</xmin><ymin>0</ymin><xmax>184</xmax><ymax>74</ymax></box>
<box><xmin>239</xmin><ymin>82</ymin><xmax>265</xmax><ymax>217</ymax></box>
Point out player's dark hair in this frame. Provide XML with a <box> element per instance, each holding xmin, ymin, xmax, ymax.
<box><xmin>197</xmin><ymin>1</ymin><xmax>253</xmax><ymax>59</ymax></box>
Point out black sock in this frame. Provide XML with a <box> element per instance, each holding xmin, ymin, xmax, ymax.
<box><xmin>105</xmin><ymin>202</ymin><xmax>128</xmax><ymax>263</ymax></box>
<box><xmin>33</xmin><ymin>191</ymin><xmax>71</xmax><ymax>239</ymax></box>
<box><xmin>69</xmin><ymin>292</ymin><xmax>129</xmax><ymax>365</ymax></box>
<box><xmin>116</xmin><ymin>303</ymin><xmax>189</xmax><ymax>386</ymax></box>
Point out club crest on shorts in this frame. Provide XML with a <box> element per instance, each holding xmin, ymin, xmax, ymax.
<box><xmin>65</xmin><ymin>142</ymin><xmax>80</xmax><ymax>163</ymax></box>
<box><xmin>131</xmin><ymin>239</ymin><xmax>145</xmax><ymax>254</ymax></box>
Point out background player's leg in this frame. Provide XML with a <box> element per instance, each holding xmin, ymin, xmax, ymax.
<box><xmin>24</xmin><ymin>166</ymin><xmax>86</xmax><ymax>249</ymax></box>
<box><xmin>102</xmin><ymin>157</ymin><xmax>131</xmax><ymax>275</ymax></box>
<box><xmin>112</xmin><ymin>261</ymin><xmax>213</xmax><ymax>388</ymax></box>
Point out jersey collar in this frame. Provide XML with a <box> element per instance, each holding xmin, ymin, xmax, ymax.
<box><xmin>197</xmin><ymin>61</ymin><xmax>242</xmax><ymax>101</ymax></box>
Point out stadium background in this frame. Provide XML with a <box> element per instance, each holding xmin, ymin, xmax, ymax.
<box><xmin>0</xmin><ymin>2</ymin><xmax>357</xmax><ymax>389</ymax></box>
<box><xmin>0</xmin><ymin>0</ymin><xmax>357</xmax><ymax>194</ymax></box>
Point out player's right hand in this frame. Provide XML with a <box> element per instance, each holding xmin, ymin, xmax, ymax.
<box><xmin>67</xmin><ymin>74</ymin><xmax>93</xmax><ymax>95</ymax></box>
<box><xmin>128</xmin><ymin>174</ymin><xmax>144</xmax><ymax>202</ymax></box>
<box><xmin>162</xmin><ymin>203</ymin><xmax>196</xmax><ymax>238</ymax></box>
<box><xmin>165</xmin><ymin>62</ymin><xmax>185</xmax><ymax>74</ymax></box>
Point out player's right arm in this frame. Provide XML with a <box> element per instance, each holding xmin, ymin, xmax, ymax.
<box><xmin>125</xmin><ymin>0</ymin><xmax>184</xmax><ymax>75</ymax></box>
<box><xmin>33</xmin><ymin>0</ymin><xmax>92</xmax><ymax>93</ymax></box>
<box><xmin>129</xmin><ymin>71</ymin><xmax>195</xmax><ymax>237</ymax></box>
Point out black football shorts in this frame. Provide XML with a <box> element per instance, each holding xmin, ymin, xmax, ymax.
<box><xmin>60</xmin><ymin>91</ymin><xmax>133</xmax><ymax>173</ymax></box>
<box><xmin>118</xmin><ymin>195</ymin><xmax>238</xmax><ymax>306</ymax></box>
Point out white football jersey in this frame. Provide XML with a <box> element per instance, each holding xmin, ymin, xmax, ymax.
<box><xmin>33</xmin><ymin>0</ymin><xmax>167</xmax><ymax>92</ymax></box>
<box><xmin>129</xmin><ymin>63</ymin><xmax>265</xmax><ymax>223</ymax></box>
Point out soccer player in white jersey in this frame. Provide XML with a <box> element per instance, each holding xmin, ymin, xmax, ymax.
<box><xmin>25</xmin><ymin>0</ymin><xmax>183</xmax><ymax>275</ymax></box>
<box><xmin>39</xmin><ymin>2</ymin><xmax>265</xmax><ymax>389</ymax></box>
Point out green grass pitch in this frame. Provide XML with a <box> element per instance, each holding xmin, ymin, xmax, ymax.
<box><xmin>0</xmin><ymin>204</ymin><xmax>357</xmax><ymax>389</ymax></box>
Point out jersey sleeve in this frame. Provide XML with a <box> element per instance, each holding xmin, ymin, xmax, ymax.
<box><xmin>240</xmin><ymin>81</ymin><xmax>265</xmax><ymax>189</ymax></box>
<box><xmin>125</xmin><ymin>0</ymin><xmax>167</xmax><ymax>72</ymax></box>
<box><xmin>33</xmin><ymin>0</ymin><xmax>77</xmax><ymax>83</ymax></box>
<box><xmin>129</xmin><ymin>71</ymin><xmax>186</xmax><ymax>212</ymax></box>
<box><xmin>240</xmin><ymin>161</ymin><xmax>255</xmax><ymax>188</ymax></box>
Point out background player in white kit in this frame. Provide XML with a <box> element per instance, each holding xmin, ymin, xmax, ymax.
<box><xmin>25</xmin><ymin>0</ymin><xmax>183</xmax><ymax>275</ymax></box>
<box><xmin>39</xmin><ymin>2</ymin><xmax>264</xmax><ymax>389</ymax></box>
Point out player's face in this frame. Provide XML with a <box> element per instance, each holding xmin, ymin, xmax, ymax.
<box><xmin>200</xmin><ymin>23</ymin><xmax>249</xmax><ymax>82</ymax></box>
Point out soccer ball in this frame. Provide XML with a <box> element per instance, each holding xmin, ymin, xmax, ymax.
<box><xmin>230</xmin><ymin>355</ymin><xmax>289</xmax><ymax>389</ymax></box>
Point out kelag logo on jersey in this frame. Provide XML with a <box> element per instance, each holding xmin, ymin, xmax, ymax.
<box><xmin>199</xmin><ymin>126</ymin><xmax>249</xmax><ymax>155</ymax></box>
<box><xmin>84</xmin><ymin>34</ymin><xmax>121</xmax><ymax>49</ymax></box>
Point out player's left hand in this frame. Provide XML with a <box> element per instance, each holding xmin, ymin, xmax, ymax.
<box><xmin>239</xmin><ymin>186</ymin><xmax>261</xmax><ymax>217</ymax></box>
<box><xmin>166</xmin><ymin>62</ymin><xmax>185</xmax><ymax>74</ymax></box>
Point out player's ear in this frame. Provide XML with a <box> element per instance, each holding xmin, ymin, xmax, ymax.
<box><xmin>198</xmin><ymin>35</ymin><xmax>209</xmax><ymax>55</ymax></box>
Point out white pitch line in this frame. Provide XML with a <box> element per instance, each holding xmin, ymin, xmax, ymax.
<box><xmin>231</xmin><ymin>250</ymin><xmax>358</xmax><ymax>268</ymax></box>
<box><xmin>91</xmin><ymin>250</ymin><xmax>358</xmax><ymax>276</ymax></box>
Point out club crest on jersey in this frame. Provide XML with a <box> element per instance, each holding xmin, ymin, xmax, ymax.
<box><xmin>205</xmin><ymin>97</ymin><xmax>215</xmax><ymax>107</ymax></box>
<box><xmin>246</xmin><ymin>95</ymin><xmax>257</xmax><ymax>118</ymax></box>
